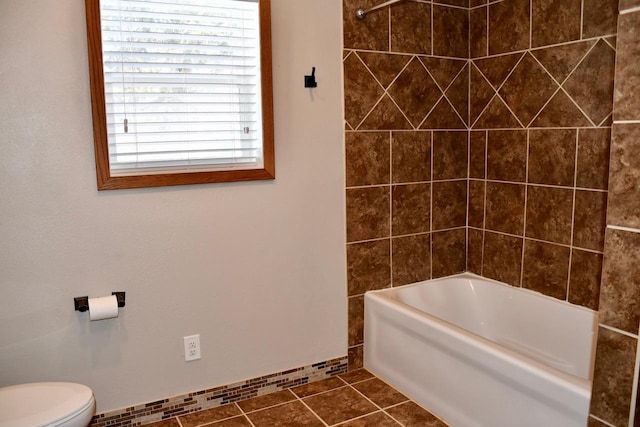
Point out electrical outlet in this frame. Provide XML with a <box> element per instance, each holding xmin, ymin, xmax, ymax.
<box><xmin>183</xmin><ymin>334</ymin><xmax>201</xmax><ymax>362</ymax></box>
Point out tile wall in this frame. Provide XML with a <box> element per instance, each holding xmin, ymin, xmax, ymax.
<box><xmin>343</xmin><ymin>1</ymin><xmax>639</xmax><ymax>424</ymax></box>
<box><xmin>343</xmin><ymin>0</ymin><xmax>470</xmax><ymax>368</ymax></box>
<box><xmin>589</xmin><ymin>1</ymin><xmax>640</xmax><ymax>426</ymax></box>
<box><xmin>467</xmin><ymin>0</ymin><xmax>617</xmax><ymax>311</ymax></box>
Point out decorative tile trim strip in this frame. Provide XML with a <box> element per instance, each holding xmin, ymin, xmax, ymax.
<box><xmin>89</xmin><ymin>356</ymin><xmax>347</xmax><ymax>427</ymax></box>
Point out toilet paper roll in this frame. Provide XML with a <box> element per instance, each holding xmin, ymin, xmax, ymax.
<box><xmin>88</xmin><ymin>295</ymin><xmax>119</xmax><ymax>321</ymax></box>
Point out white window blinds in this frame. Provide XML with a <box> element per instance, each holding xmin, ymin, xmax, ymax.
<box><xmin>100</xmin><ymin>0</ymin><xmax>263</xmax><ymax>175</ymax></box>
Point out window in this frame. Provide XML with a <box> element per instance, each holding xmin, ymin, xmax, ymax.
<box><xmin>85</xmin><ymin>0</ymin><xmax>274</xmax><ymax>190</ymax></box>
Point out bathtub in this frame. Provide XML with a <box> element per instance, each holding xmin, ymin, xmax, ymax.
<box><xmin>364</xmin><ymin>272</ymin><xmax>598</xmax><ymax>427</ymax></box>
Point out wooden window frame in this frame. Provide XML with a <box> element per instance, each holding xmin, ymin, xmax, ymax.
<box><xmin>85</xmin><ymin>0</ymin><xmax>275</xmax><ymax>190</ymax></box>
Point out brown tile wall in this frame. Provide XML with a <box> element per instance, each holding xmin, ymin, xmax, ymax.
<box><xmin>344</xmin><ymin>0</ymin><xmax>469</xmax><ymax>369</ymax></box>
<box><xmin>589</xmin><ymin>3</ymin><xmax>640</xmax><ymax>426</ymax></box>
<box><xmin>344</xmin><ymin>3</ymin><xmax>639</xmax><ymax>424</ymax></box>
<box><xmin>468</xmin><ymin>0</ymin><xmax>616</xmax><ymax>313</ymax></box>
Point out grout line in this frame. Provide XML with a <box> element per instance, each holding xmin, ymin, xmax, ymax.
<box><xmin>486</xmin><ymin>5</ymin><xmax>489</xmax><ymax>57</ymax></box>
<box><xmin>607</xmin><ymin>224</ymin><xmax>640</xmax><ymax>234</ymax></box>
<box><xmin>469</xmin><ymin>33</ymin><xmax>614</xmax><ymax>60</ymax></box>
<box><xmin>481</xmin><ymin>130</ymin><xmax>488</xmax><ymax>275</ymax></box>
<box><xmin>566</xmin><ymin>129</ymin><xmax>580</xmax><ymax>303</ymax></box>
<box><xmin>297</xmin><ymin>396</ymin><xmax>330</xmax><ymax>427</ymax></box>
<box><xmin>580</xmin><ymin>0</ymin><xmax>585</xmax><ymax>40</ymax></box>
<box><xmin>389</xmin><ymin>131</ymin><xmax>394</xmax><ymax>286</ymax></box>
<box><xmin>620</xmin><ymin>5</ymin><xmax>640</xmax><ymax>14</ymax></box>
<box><xmin>469</xmin><ymin>178</ymin><xmax>608</xmax><ymax>193</ymax></box>
<box><xmin>468</xmin><ymin>228</ymin><xmax>605</xmax><ymax>255</ymax></box>
<box><xmin>430</xmin><ymin>130</ymin><xmax>434</xmax><ymax>279</ymax></box>
<box><xmin>598</xmin><ymin>113</ymin><xmax>613</xmax><ymax>127</ymax></box>
<box><xmin>519</xmin><ymin>129</ymin><xmax>530</xmax><ymax>288</ymax></box>
<box><xmin>599</xmin><ymin>323</ymin><xmax>640</xmax><ymax>339</ymax></box>
<box><xmin>613</xmin><ymin>119</ymin><xmax>640</xmax><ymax>124</ymax></box>
<box><xmin>629</xmin><ymin>336</ymin><xmax>640</xmax><ymax>427</ymax></box>
<box><xmin>243</xmin><ymin>413</ymin><xmax>258</xmax><ymax>427</ymax></box>
<box><xmin>529</xmin><ymin>0</ymin><xmax>532</xmax><ymax>50</ymax></box>
<box><xmin>346</xmin><ymin>177</ymin><xmax>467</xmax><ymax>190</ymax></box>
<box><xmin>346</xmin><ymin>48</ymin><xmax>467</xmax><ymax>61</ymax></box>
<box><xmin>588</xmin><ymin>414</ymin><xmax>617</xmax><ymax>427</ymax></box>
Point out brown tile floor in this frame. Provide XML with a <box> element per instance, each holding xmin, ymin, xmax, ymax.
<box><xmin>146</xmin><ymin>369</ymin><xmax>450</xmax><ymax>427</ymax></box>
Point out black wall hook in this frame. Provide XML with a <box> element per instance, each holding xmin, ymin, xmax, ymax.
<box><xmin>305</xmin><ymin>67</ymin><xmax>318</xmax><ymax>88</ymax></box>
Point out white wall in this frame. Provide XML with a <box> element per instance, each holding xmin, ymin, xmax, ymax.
<box><xmin>0</xmin><ymin>0</ymin><xmax>346</xmax><ymax>413</ymax></box>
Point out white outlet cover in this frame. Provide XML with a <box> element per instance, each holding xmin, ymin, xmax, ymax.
<box><xmin>183</xmin><ymin>334</ymin><xmax>201</xmax><ymax>361</ymax></box>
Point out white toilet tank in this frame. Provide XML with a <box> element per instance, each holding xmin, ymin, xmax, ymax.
<box><xmin>0</xmin><ymin>382</ymin><xmax>95</xmax><ymax>427</ymax></box>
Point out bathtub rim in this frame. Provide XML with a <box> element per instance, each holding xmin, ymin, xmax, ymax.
<box><xmin>364</xmin><ymin>272</ymin><xmax>597</xmax><ymax>394</ymax></box>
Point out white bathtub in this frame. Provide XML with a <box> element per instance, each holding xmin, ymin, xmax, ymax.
<box><xmin>364</xmin><ymin>272</ymin><xmax>598</xmax><ymax>427</ymax></box>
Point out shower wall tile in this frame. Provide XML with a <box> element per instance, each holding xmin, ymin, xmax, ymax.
<box><xmin>468</xmin><ymin>180</ymin><xmax>485</xmax><ymax>228</ymax></box>
<box><xmin>469</xmin><ymin>131</ymin><xmax>486</xmax><ymax>179</ymax></box>
<box><xmin>608</xmin><ymin>123</ymin><xmax>640</xmax><ymax>228</ymax></box>
<box><xmin>563</xmin><ymin>40</ymin><xmax>616</xmax><ymax>125</ymax></box>
<box><xmin>343</xmin><ymin>0</ymin><xmax>389</xmax><ymax>51</ymax></box>
<box><xmin>433</xmin><ymin>131</ymin><xmax>468</xmax><ymax>179</ymax></box>
<box><xmin>573</xmin><ymin>190</ymin><xmax>607</xmax><ymax>252</ymax></box>
<box><xmin>345</xmin><ymin>132</ymin><xmax>390</xmax><ymax>187</ymax></box>
<box><xmin>577</xmin><ymin>128</ymin><xmax>611</xmax><ymax>190</ymax></box>
<box><xmin>522</xmin><ymin>240</ymin><xmax>570</xmax><ymax>300</ymax></box>
<box><xmin>346</xmin><ymin>187</ymin><xmax>390</xmax><ymax>242</ymax></box>
<box><xmin>528</xmin><ymin>129</ymin><xmax>576</xmax><ymax>186</ymax></box>
<box><xmin>485</xmin><ymin>182</ymin><xmax>525</xmax><ymax>235</ymax></box>
<box><xmin>390</xmin><ymin>1</ymin><xmax>431</xmax><ymax>54</ymax></box>
<box><xmin>470</xmin><ymin>7</ymin><xmax>488</xmax><ymax>58</ymax></box>
<box><xmin>531</xmin><ymin>0</ymin><xmax>582</xmax><ymax>47</ymax></box>
<box><xmin>343</xmin><ymin>0</ymin><xmax>473</xmax><ymax>371</ymax></box>
<box><xmin>392</xmin><ymin>131</ymin><xmax>431</xmax><ymax>184</ymax></box>
<box><xmin>620</xmin><ymin>0</ymin><xmax>640</xmax><ymax>8</ymax></box>
<box><xmin>613</xmin><ymin>11</ymin><xmax>640</xmax><ymax>120</ymax></box>
<box><xmin>599</xmin><ymin>228</ymin><xmax>640</xmax><ymax>334</ymax></box>
<box><xmin>525</xmin><ymin>186</ymin><xmax>573</xmax><ymax>245</ymax></box>
<box><xmin>488</xmin><ymin>0</ymin><xmax>530</xmax><ymax>55</ymax></box>
<box><xmin>392</xmin><ymin>184</ymin><xmax>431</xmax><ymax>235</ymax></box>
<box><xmin>348</xmin><ymin>296</ymin><xmax>365</xmax><ymax>347</ymax></box>
<box><xmin>467</xmin><ymin>228</ymin><xmax>484</xmax><ymax>274</ymax></box>
<box><xmin>590</xmin><ymin>327</ymin><xmax>638</xmax><ymax>427</ymax></box>
<box><xmin>347</xmin><ymin>240</ymin><xmax>391</xmax><ymax>296</ymax></box>
<box><xmin>471</xmin><ymin>0</ymin><xmax>615</xmax><ymax>312</ymax></box>
<box><xmin>358</xmin><ymin>52</ymin><xmax>411</xmax><ymax>89</ymax></box>
<box><xmin>499</xmin><ymin>53</ymin><xmax>559</xmax><ymax>126</ymax></box>
<box><xmin>392</xmin><ymin>234</ymin><xmax>431</xmax><ymax>286</ymax></box>
<box><xmin>433</xmin><ymin>5</ymin><xmax>470</xmax><ymax>58</ymax></box>
<box><xmin>486</xmin><ymin>130</ymin><xmax>527</xmax><ymax>182</ymax></box>
<box><xmin>482</xmin><ymin>231</ymin><xmax>523</xmax><ymax>286</ymax></box>
<box><xmin>348</xmin><ymin>346</ymin><xmax>364</xmax><ymax>371</ymax></box>
<box><xmin>432</xmin><ymin>228</ymin><xmax>466</xmax><ymax>277</ymax></box>
<box><xmin>432</xmin><ymin>180</ymin><xmax>468</xmax><ymax>230</ymax></box>
<box><xmin>582</xmin><ymin>0</ymin><xmax>618</xmax><ymax>38</ymax></box>
<box><xmin>343</xmin><ymin>54</ymin><xmax>384</xmax><ymax>129</ymax></box>
<box><xmin>439</xmin><ymin>0</ymin><xmax>470</xmax><ymax>7</ymax></box>
<box><xmin>568</xmin><ymin>249</ymin><xmax>602</xmax><ymax>310</ymax></box>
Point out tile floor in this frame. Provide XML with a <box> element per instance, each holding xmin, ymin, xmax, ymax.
<box><xmin>146</xmin><ymin>369</ymin><xmax>449</xmax><ymax>427</ymax></box>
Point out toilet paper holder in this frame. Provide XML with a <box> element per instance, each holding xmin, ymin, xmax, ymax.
<box><xmin>74</xmin><ymin>292</ymin><xmax>126</xmax><ymax>312</ymax></box>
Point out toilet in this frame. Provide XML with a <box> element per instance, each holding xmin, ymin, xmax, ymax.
<box><xmin>0</xmin><ymin>382</ymin><xmax>95</xmax><ymax>427</ymax></box>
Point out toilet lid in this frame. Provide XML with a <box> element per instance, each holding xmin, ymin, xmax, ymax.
<box><xmin>0</xmin><ymin>382</ymin><xmax>94</xmax><ymax>427</ymax></box>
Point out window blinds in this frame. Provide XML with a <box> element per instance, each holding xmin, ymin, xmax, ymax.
<box><xmin>100</xmin><ymin>0</ymin><xmax>262</xmax><ymax>175</ymax></box>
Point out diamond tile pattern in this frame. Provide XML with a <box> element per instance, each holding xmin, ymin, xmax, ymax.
<box><xmin>344</xmin><ymin>52</ymin><xmax>467</xmax><ymax>130</ymax></box>
<box><xmin>498</xmin><ymin>53</ymin><xmax>559</xmax><ymax>126</ymax></box>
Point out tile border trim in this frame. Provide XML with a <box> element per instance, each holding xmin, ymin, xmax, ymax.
<box><xmin>89</xmin><ymin>356</ymin><xmax>347</xmax><ymax>427</ymax></box>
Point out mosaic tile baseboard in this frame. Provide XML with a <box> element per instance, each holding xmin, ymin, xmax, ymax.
<box><xmin>90</xmin><ymin>356</ymin><xmax>347</xmax><ymax>427</ymax></box>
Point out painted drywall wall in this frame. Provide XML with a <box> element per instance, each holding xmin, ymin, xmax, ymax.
<box><xmin>0</xmin><ymin>0</ymin><xmax>346</xmax><ymax>413</ymax></box>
